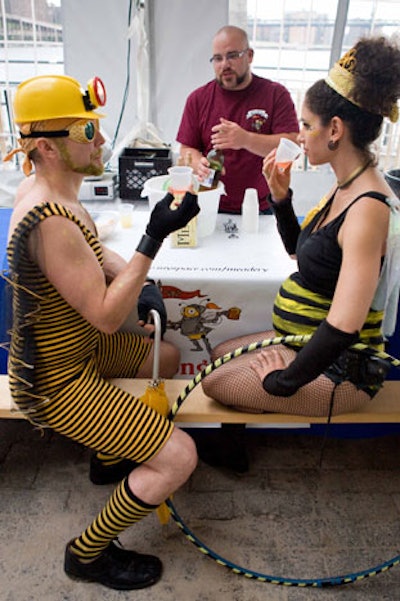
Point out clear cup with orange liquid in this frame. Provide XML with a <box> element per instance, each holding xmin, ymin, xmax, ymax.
<box><xmin>167</xmin><ymin>166</ymin><xmax>193</xmax><ymax>204</ymax></box>
<box><xmin>167</xmin><ymin>166</ymin><xmax>198</xmax><ymax>247</ymax></box>
<box><xmin>275</xmin><ymin>138</ymin><xmax>302</xmax><ymax>172</ymax></box>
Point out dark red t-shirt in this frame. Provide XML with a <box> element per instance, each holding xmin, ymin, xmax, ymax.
<box><xmin>176</xmin><ymin>74</ymin><xmax>299</xmax><ymax>214</ymax></box>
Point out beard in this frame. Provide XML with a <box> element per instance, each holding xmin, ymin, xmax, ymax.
<box><xmin>55</xmin><ymin>140</ymin><xmax>104</xmax><ymax>176</ymax></box>
<box><xmin>76</xmin><ymin>160</ymin><xmax>104</xmax><ymax>177</ymax></box>
<box><xmin>217</xmin><ymin>69</ymin><xmax>248</xmax><ymax>89</ymax></box>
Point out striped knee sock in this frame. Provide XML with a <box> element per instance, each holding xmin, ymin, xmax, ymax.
<box><xmin>70</xmin><ymin>477</ymin><xmax>157</xmax><ymax>560</ymax></box>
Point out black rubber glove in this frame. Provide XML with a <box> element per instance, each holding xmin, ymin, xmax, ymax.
<box><xmin>269</xmin><ymin>189</ymin><xmax>300</xmax><ymax>255</ymax></box>
<box><xmin>137</xmin><ymin>280</ymin><xmax>167</xmax><ymax>338</ymax></box>
<box><xmin>136</xmin><ymin>191</ymin><xmax>200</xmax><ymax>259</ymax></box>
<box><xmin>263</xmin><ymin>320</ymin><xmax>359</xmax><ymax>397</ymax></box>
<box><xmin>146</xmin><ymin>191</ymin><xmax>200</xmax><ymax>242</ymax></box>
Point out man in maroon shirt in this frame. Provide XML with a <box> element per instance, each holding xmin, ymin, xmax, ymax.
<box><xmin>176</xmin><ymin>25</ymin><xmax>299</xmax><ymax>214</ymax></box>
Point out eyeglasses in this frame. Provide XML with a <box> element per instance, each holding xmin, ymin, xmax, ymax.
<box><xmin>209</xmin><ymin>49</ymin><xmax>249</xmax><ymax>64</ymax></box>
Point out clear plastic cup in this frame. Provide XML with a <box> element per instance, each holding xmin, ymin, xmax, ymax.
<box><xmin>119</xmin><ymin>203</ymin><xmax>134</xmax><ymax>228</ymax></box>
<box><xmin>167</xmin><ymin>166</ymin><xmax>193</xmax><ymax>194</ymax></box>
<box><xmin>275</xmin><ymin>138</ymin><xmax>302</xmax><ymax>172</ymax></box>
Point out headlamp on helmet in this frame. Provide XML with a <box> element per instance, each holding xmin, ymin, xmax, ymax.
<box><xmin>13</xmin><ymin>74</ymin><xmax>107</xmax><ymax>142</ymax></box>
<box><xmin>85</xmin><ymin>77</ymin><xmax>107</xmax><ymax>111</ymax></box>
<box><xmin>13</xmin><ymin>74</ymin><xmax>107</xmax><ymax>124</ymax></box>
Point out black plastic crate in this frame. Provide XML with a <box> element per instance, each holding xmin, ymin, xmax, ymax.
<box><xmin>119</xmin><ymin>147</ymin><xmax>172</xmax><ymax>200</ymax></box>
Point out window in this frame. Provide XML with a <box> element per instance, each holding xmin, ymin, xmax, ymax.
<box><xmin>0</xmin><ymin>0</ymin><xmax>63</xmax><ymax>161</ymax></box>
<box><xmin>246</xmin><ymin>0</ymin><xmax>400</xmax><ymax>170</ymax></box>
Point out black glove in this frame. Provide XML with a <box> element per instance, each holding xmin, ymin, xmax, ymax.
<box><xmin>269</xmin><ymin>189</ymin><xmax>300</xmax><ymax>255</ymax></box>
<box><xmin>136</xmin><ymin>191</ymin><xmax>200</xmax><ymax>259</ymax></box>
<box><xmin>137</xmin><ymin>280</ymin><xmax>167</xmax><ymax>338</ymax></box>
<box><xmin>263</xmin><ymin>320</ymin><xmax>359</xmax><ymax>397</ymax></box>
<box><xmin>146</xmin><ymin>191</ymin><xmax>200</xmax><ymax>242</ymax></box>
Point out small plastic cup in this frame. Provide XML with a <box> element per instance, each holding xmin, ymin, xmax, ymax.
<box><xmin>120</xmin><ymin>203</ymin><xmax>134</xmax><ymax>228</ymax></box>
<box><xmin>168</xmin><ymin>166</ymin><xmax>193</xmax><ymax>195</ymax></box>
<box><xmin>275</xmin><ymin>138</ymin><xmax>302</xmax><ymax>172</ymax></box>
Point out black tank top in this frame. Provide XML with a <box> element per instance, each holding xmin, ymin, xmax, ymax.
<box><xmin>295</xmin><ymin>191</ymin><xmax>388</xmax><ymax>298</ymax></box>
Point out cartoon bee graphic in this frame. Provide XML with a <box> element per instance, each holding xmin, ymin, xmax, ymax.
<box><xmin>167</xmin><ymin>300</ymin><xmax>241</xmax><ymax>355</ymax></box>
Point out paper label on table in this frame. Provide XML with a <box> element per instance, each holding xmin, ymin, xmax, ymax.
<box><xmin>170</xmin><ymin>217</ymin><xmax>198</xmax><ymax>248</ymax></box>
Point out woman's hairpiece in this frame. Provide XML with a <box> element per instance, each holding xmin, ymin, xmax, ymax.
<box><xmin>325</xmin><ymin>47</ymin><xmax>399</xmax><ymax>123</ymax></box>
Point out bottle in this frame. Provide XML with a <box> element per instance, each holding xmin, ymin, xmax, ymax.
<box><xmin>241</xmin><ymin>188</ymin><xmax>259</xmax><ymax>233</ymax></box>
<box><xmin>170</xmin><ymin>217</ymin><xmax>198</xmax><ymax>248</ymax></box>
<box><xmin>207</xmin><ymin>148</ymin><xmax>224</xmax><ymax>187</ymax></box>
<box><xmin>185</xmin><ymin>151</ymin><xmax>192</xmax><ymax>167</ymax></box>
<box><xmin>200</xmin><ymin>148</ymin><xmax>224</xmax><ymax>190</ymax></box>
<box><xmin>169</xmin><ymin>184</ymin><xmax>198</xmax><ymax>248</ymax></box>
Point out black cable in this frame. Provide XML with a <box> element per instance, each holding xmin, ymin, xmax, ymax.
<box><xmin>318</xmin><ymin>383</ymin><xmax>338</xmax><ymax>468</ymax></box>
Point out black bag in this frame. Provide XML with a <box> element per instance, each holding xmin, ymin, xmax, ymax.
<box><xmin>324</xmin><ymin>349</ymin><xmax>391</xmax><ymax>397</ymax></box>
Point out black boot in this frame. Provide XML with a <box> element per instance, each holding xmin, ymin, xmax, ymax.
<box><xmin>64</xmin><ymin>539</ymin><xmax>162</xmax><ymax>590</ymax></box>
<box><xmin>89</xmin><ymin>454</ymin><xmax>138</xmax><ymax>485</ymax></box>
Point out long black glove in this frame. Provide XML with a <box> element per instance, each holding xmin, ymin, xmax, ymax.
<box><xmin>136</xmin><ymin>191</ymin><xmax>200</xmax><ymax>259</ymax></box>
<box><xmin>269</xmin><ymin>189</ymin><xmax>300</xmax><ymax>255</ymax></box>
<box><xmin>263</xmin><ymin>320</ymin><xmax>359</xmax><ymax>397</ymax></box>
<box><xmin>137</xmin><ymin>279</ymin><xmax>167</xmax><ymax>338</ymax></box>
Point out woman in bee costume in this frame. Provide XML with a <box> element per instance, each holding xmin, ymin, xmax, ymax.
<box><xmin>203</xmin><ymin>36</ymin><xmax>400</xmax><ymax>418</ymax></box>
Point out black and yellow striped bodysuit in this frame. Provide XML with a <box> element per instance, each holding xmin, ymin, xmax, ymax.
<box><xmin>7</xmin><ymin>202</ymin><xmax>173</xmax><ymax>463</ymax></box>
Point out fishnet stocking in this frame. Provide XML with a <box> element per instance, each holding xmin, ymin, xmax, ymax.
<box><xmin>203</xmin><ymin>331</ymin><xmax>370</xmax><ymax>417</ymax></box>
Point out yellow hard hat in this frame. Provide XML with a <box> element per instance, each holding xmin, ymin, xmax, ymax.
<box><xmin>13</xmin><ymin>74</ymin><xmax>107</xmax><ymax>124</ymax></box>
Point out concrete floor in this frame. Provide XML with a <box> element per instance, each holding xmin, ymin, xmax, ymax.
<box><xmin>2</xmin><ymin>419</ymin><xmax>400</xmax><ymax>601</ymax></box>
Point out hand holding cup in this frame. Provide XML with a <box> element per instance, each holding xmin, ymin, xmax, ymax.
<box><xmin>146</xmin><ymin>191</ymin><xmax>200</xmax><ymax>242</ymax></box>
<box><xmin>262</xmin><ymin>148</ymin><xmax>291</xmax><ymax>202</ymax></box>
<box><xmin>275</xmin><ymin>138</ymin><xmax>302</xmax><ymax>173</ymax></box>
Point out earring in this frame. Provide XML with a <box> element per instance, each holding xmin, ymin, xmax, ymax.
<box><xmin>328</xmin><ymin>140</ymin><xmax>339</xmax><ymax>151</ymax></box>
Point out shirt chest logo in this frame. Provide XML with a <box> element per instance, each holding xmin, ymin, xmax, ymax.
<box><xmin>246</xmin><ymin>109</ymin><xmax>269</xmax><ymax>132</ymax></box>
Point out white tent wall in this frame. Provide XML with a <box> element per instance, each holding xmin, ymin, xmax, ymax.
<box><xmin>61</xmin><ymin>0</ymin><xmax>135</xmax><ymax>145</ymax></box>
<box><xmin>62</xmin><ymin>0</ymin><xmax>231</xmax><ymax>148</ymax></box>
<box><xmin>147</xmin><ymin>0</ymin><xmax>229</xmax><ymax>146</ymax></box>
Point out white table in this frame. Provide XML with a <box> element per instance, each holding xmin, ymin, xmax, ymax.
<box><xmin>105</xmin><ymin>209</ymin><xmax>295</xmax><ymax>378</ymax></box>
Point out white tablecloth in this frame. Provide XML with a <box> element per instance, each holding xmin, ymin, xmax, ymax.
<box><xmin>106</xmin><ymin>211</ymin><xmax>296</xmax><ymax>378</ymax></box>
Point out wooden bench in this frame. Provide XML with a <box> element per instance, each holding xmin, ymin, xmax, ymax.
<box><xmin>1</xmin><ymin>373</ymin><xmax>400</xmax><ymax>424</ymax></box>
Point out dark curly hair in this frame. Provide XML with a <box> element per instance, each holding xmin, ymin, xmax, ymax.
<box><xmin>305</xmin><ymin>36</ymin><xmax>400</xmax><ymax>160</ymax></box>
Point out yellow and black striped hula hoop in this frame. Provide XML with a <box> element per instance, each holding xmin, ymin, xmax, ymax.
<box><xmin>165</xmin><ymin>334</ymin><xmax>400</xmax><ymax>587</ymax></box>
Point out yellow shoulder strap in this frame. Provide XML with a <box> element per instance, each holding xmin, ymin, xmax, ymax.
<box><xmin>301</xmin><ymin>195</ymin><xmax>329</xmax><ymax>229</ymax></box>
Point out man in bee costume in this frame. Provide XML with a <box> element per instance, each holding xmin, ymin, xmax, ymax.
<box><xmin>4</xmin><ymin>74</ymin><xmax>199</xmax><ymax>591</ymax></box>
